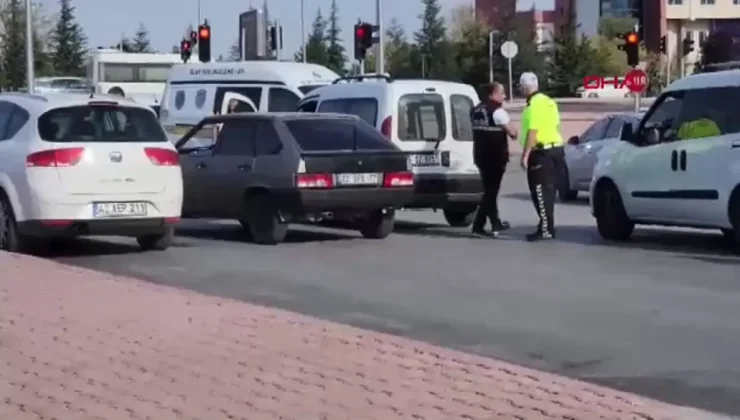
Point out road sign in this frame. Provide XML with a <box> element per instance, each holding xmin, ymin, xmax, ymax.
<box><xmin>500</xmin><ymin>41</ymin><xmax>518</xmax><ymax>59</ymax></box>
<box><xmin>624</xmin><ymin>68</ymin><xmax>648</xmax><ymax>94</ymax></box>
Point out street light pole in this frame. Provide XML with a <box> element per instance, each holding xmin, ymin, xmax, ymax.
<box><xmin>301</xmin><ymin>0</ymin><xmax>306</xmax><ymax>62</ymax></box>
<box><xmin>376</xmin><ymin>0</ymin><xmax>383</xmax><ymax>74</ymax></box>
<box><xmin>25</xmin><ymin>0</ymin><xmax>34</xmax><ymax>93</ymax></box>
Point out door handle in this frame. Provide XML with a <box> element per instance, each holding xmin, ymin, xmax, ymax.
<box><xmin>679</xmin><ymin>150</ymin><xmax>687</xmax><ymax>171</ymax></box>
<box><xmin>237</xmin><ymin>164</ymin><xmax>252</xmax><ymax>171</ymax></box>
<box><xmin>196</xmin><ymin>162</ymin><xmax>207</xmax><ymax>169</ymax></box>
<box><xmin>670</xmin><ymin>150</ymin><xmax>678</xmax><ymax>171</ymax></box>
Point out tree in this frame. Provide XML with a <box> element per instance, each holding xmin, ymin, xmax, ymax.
<box><xmin>0</xmin><ymin>0</ymin><xmax>26</xmax><ymax>90</ymax></box>
<box><xmin>413</xmin><ymin>0</ymin><xmax>456</xmax><ymax>79</ymax></box>
<box><xmin>385</xmin><ymin>19</ymin><xmax>414</xmax><ymax>78</ymax></box>
<box><xmin>598</xmin><ymin>16</ymin><xmax>637</xmax><ymax>40</ymax></box>
<box><xmin>294</xmin><ymin>8</ymin><xmax>328</xmax><ymax>66</ymax></box>
<box><xmin>130</xmin><ymin>23</ymin><xmax>152</xmax><ymax>53</ymax></box>
<box><xmin>325</xmin><ymin>0</ymin><xmax>346</xmax><ymax>74</ymax></box>
<box><xmin>449</xmin><ymin>6</ymin><xmax>489</xmax><ymax>88</ymax></box>
<box><xmin>511</xmin><ymin>8</ymin><xmax>546</xmax><ymax>93</ymax></box>
<box><xmin>50</xmin><ymin>0</ymin><xmax>87</xmax><ymax>77</ymax></box>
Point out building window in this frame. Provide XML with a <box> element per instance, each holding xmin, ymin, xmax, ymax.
<box><xmin>668</xmin><ymin>0</ymin><xmax>682</xmax><ymax>4</ymax></box>
<box><xmin>700</xmin><ymin>0</ymin><xmax>714</xmax><ymax>4</ymax></box>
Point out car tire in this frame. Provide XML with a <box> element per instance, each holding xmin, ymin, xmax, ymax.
<box><xmin>237</xmin><ymin>218</ymin><xmax>255</xmax><ymax>241</ymax></box>
<box><xmin>558</xmin><ymin>168</ymin><xmax>579</xmax><ymax>202</ymax></box>
<box><xmin>137</xmin><ymin>225</ymin><xmax>174</xmax><ymax>251</ymax></box>
<box><xmin>246</xmin><ymin>193</ymin><xmax>288</xmax><ymax>245</ymax></box>
<box><xmin>594</xmin><ymin>182</ymin><xmax>634</xmax><ymax>241</ymax></box>
<box><xmin>0</xmin><ymin>193</ymin><xmax>32</xmax><ymax>253</ymax></box>
<box><xmin>359</xmin><ymin>209</ymin><xmax>395</xmax><ymax>239</ymax></box>
<box><xmin>725</xmin><ymin>193</ymin><xmax>740</xmax><ymax>253</ymax></box>
<box><xmin>443</xmin><ymin>207</ymin><xmax>476</xmax><ymax>227</ymax></box>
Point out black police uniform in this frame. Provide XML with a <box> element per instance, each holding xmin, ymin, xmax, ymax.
<box><xmin>470</xmin><ymin>99</ymin><xmax>509</xmax><ymax>233</ymax></box>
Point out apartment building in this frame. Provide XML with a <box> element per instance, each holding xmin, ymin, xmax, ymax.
<box><xmin>474</xmin><ymin>0</ymin><xmax>555</xmax><ymax>49</ymax></box>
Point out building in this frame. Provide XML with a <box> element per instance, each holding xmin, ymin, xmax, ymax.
<box><xmin>474</xmin><ymin>0</ymin><xmax>555</xmax><ymax>50</ymax></box>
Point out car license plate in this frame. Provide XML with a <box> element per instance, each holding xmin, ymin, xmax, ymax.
<box><xmin>336</xmin><ymin>173</ymin><xmax>380</xmax><ymax>185</ymax></box>
<box><xmin>411</xmin><ymin>153</ymin><xmax>440</xmax><ymax>167</ymax></box>
<box><xmin>93</xmin><ymin>202</ymin><xmax>147</xmax><ymax>218</ymax></box>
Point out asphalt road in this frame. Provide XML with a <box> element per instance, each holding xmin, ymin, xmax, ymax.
<box><xmin>47</xmin><ymin>168</ymin><xmax>740</xmax><ymax>417</ymax></box>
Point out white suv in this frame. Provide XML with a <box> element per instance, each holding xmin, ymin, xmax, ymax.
<box><xmin>0</xmin><ymin>92</ymin><xmax>183</xmax><ymax>253</ymax></box>
<box><xmin>590</xmin><ymin>70</ymin><xmax>740</xmax><ymax>249</ymax></box>
<box><xmin>296</xmin><ymin>75</ymin><xmax>483</xmax><ymax>227</ymax></box>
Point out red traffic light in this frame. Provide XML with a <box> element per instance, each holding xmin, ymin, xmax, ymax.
<box><xmin>199</xmin><ymin>27</ymin><xmax>210</xmax><ymax>39</ymax></box>
<box><xmin>626</xmin><ymin>32</ymin><xmax>639</xmax><ymax>44</ymax></box>
<box><xmin>181</xmin><ymin>40</ymin><xmax>191</xmax><ymax>51</ymax></box>
<box><xmin>356</xmin><ymin>27</ymin><xmax>365</xmax><ymax>38</ymax></box>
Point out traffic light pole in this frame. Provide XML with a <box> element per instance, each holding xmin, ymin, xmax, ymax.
<box><xmin>632</xmin><ymin>65</ymin><xmax>641</xmax><ymax>113</ymax></box>
<box><xmin>375</xmin><ymin>0</ymin><xmax>383</xmax><ymax>74</ymax></box>
<box><xmin>25</xmin><ymin>0</ymin><xmax>34</xmax><ymax>92</ymax></box>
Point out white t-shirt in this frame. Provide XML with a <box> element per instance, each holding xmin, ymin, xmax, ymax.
<box><xmin>492</xmin><ymin>108</ymin><xmax>510</xmax><ymax>126</ymax></box>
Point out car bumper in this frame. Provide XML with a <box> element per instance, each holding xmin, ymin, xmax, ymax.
<box><xmin>408</xmin><ymin>173</ymin><xmax>483</xmax><ymax>208</ymax></box>
<box><xmin>280</xmin><ymin>187</ymin><xmax>415</xmax><ymax>214</ymax></box>
<box><xmin>17</xmin><ymin>217</ymin><xmax>179</xmax><ymax>238</ymax></box>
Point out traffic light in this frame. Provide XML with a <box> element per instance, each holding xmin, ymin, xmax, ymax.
<box><xmin>618</xmin><ymin>31</ymin><xmax>640</xmax><ymax>67</ymax></box>
<box><xmin>659</xmin><ymin>35</ymin><xmax>666</xmax><ymax>54</ymax></box>
<box><xmin>354</xmin><ymin>22</ymin><xmax>373</xmax><ymax>60</ymax></box>
<box><xmin>198</xmin><ymin>22</ymin><xmax>211</xmax><ymax>63</ymax></box>
<box><xmin>180</xmin><ymin>39</ymin><xmax>192</xmax><ymax>63</ymax></box>
<box><xmin>683</xmin><ymin>34</ymin><xmax>695</xmax><ymax>56</ymax></box>
<box><xmin>190</xmin><ymin>30</ymin><xmax>198</xmax><ymax>45</ymax></box>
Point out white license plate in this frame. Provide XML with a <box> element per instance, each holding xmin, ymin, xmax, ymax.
<box><xmin>93</xmin><ymin>202</ymin><xmax>147</xmax><ymax>218</ymax></box>
<box><xmin>411</xmin><ymin>154</ymin><xmax>440</xmax><ymax>167</ymax></box>
<box><xmin>336</xmin><ymin>173</ymin><xmax>380</xmax><ymax>185</ymax></box>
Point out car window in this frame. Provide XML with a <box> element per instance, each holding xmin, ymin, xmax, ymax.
<box><xmin>5</xmin><ymin>105</ymin><xmax>29</xmax><ymax>139</ymax></box>
<box><xmin>268</xmin><ymin>87</ymin><xmax>301</xmax><ymax>112</ymax></box>
<box><xmin>643</xmin><ymin>93</ymin><xmax>682</xmax><ymax>131</ymax></box>
<box><xmin>284</xmin><ymin>118</ymin><xmax>395</xmax><ymax>151</ymax></box>
<box><xmin>582</xmin><ymin>118</ymin><xmax>609</xmax><ymax>142</ymax></box>
<box><xmin>317</xmin><ymin>98</ymin><xmax>379</xmax><ymax>126</ymax></box>
<box><xmin>0</xmin><ymin>101</ymin><xmax>14</xmax><ymax>141</ymax></box>
<box><xmin>603</xmin><ymin>117</ymin><xmax>624</xmax><ymax>139</ymax></box>
<box><xmin>297</xmin><ymin>100</ymin><xmax>318</xmax><ymax>112</ymax></box>
<box><xmin>216</xmin><ymin>120</ymin><xmax>257</xmax><ymax>156</ymax></box>
<box><xmin>397</xmin><ymin>93</ymin><xmax>446</xmax><ymax>141</ymax></box>
<box><xmin>675</xmin><ymin>86</ymin><xmax>740</xmax><ymax>139</ymax></box>
<box><xmin>178</xmin><ymin>123</ymin><xmax>218</xmax><ymax>150</ymax></box>
<box><xmin>254</xmin><ymin>120</ymin><xmax>282</xmax><ymax>155</ymax></box>
<box><xmin>37</xmin><ymin>105</ymin><xmax>166</xmax><ymax>143</ymax></box>
<box><xmin>450</xmin><ymin>94</ymin><xmax>474</xmax><ymax>141</ymax></box>
<box><xmin>213</xmin><ymin>87</ymin><xmax>262</xmax><ymax>113</ymax></box>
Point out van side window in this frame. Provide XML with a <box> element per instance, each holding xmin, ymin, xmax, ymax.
<box><xmin>450</xmin><ymin>94</ymin><xmax>474</xmax><ymax>141</ymax></box>
<box><xmin>213</xmin><ymin>87</ymin><xmax>262</xmax><ymax>113</ymax></box>
<box><xmin>317</xmin><ymin>98</ymin><xmax>378</xmax><ymax>126</ymax></box>
<box><xmin>268</xmin><ymin>88</ymin><xmax>300</xmax><ymax>112</ymax></box>
<box><xmin>4</xmin><ymin>104</ymin><xmax>29</xmax><ymax>139</ymax></box>
<box><xmin>0</xmin><ymin>102</ymin><xmax>13</xmax><ymax>141</ymax></box>
<box><xmin>675</xmin><ymin>86</ymin><xmax>740</xmax><ymax>140</ymax></box>
<box><xmin>297</xmin><ymin>100</ymin><xmax>318</xmax><ymax>112</ymax></box>
<box><xmin>397</xmin><ymin>93</ymin><xmax>446</xmax><ymax>142</ymax></box>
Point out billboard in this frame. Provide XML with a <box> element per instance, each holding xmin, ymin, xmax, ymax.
<box><xmin>238</xmin><ymin>9</ymin><xmax>266</xmax><ymax>60</ymax></box>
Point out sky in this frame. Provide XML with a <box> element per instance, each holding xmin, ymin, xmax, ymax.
<box><xmin>37</xmin><ymin>0</ymin><xmax>553</xmax><ymax>59</ymax></box>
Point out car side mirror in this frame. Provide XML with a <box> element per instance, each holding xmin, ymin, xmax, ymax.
<box><xmin>620</xmin><ymin>123</ymin><xmax>633</xmax><ymax>141</ymax></box>
<box><xmin>644</xmin><ymin>127</ymin><xmax>661</xmax><ymax>145</ymax></box>
<box><xmin>567</xmin><ymin>135</ymin><xmax>580</xmax><ymax>145</ymax></box>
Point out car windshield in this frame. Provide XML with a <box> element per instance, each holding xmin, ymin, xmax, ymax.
<box><xmin>38</xmin><ymin>104</ymin><xmax>167</xmax><ymax>143</ymax></box>
<box><xmin>284</xmin><ymin>118</ymin><xmax>396</xmax><ymax>151</ymax></box>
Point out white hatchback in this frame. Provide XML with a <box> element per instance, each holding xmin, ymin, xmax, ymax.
<box><xmin>0</xmin><ymin>92</ymin><xmax>183</xmax><ymax>253</ymax></box>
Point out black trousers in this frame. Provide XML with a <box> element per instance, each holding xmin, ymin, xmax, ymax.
<box><xmin>473</xmin><ymin>162</ymin><xmax>507</xmax><ymax>230</ymax></box>
<box><xmin>526</xmin><ymin>148</ymin><xmax>561</xmax><ymax>234</ymax></box>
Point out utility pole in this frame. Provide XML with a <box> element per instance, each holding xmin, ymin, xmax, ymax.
<box><xmin>376</xmin><ymin>0</ymin><xmax>383</xmax><ymax>74</ymax></box>
<box><xmin>301</xmin><ymin>0</ymin><xmax>306</xmax><ymax>62</ymax></box>
<box><xmin>25</xmin><ymin>0</ymin><xmax>34</xmax><ymax>92</ymax></box>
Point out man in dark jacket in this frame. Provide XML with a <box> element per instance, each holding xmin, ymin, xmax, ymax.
<box><xmin>470</xmin><ymin>83</ymin><xmax>518</xmax><ymax>238</ymax></box>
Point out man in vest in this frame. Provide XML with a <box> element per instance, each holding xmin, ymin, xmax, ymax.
<box><xmin>518</xmin><ymin>72</ymin><xmax>564</xmax><ymax>241</ymax></box>
<box><xmin>470</xmin><ymin>82</ymin><xmax>518</xmax><ymax>238</ymax></box>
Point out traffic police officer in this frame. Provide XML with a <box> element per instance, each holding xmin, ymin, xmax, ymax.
<box><xmin>518</xmin><ymin>72</ymin><xmax>564</xmax><ymax>241</ymax></box>
<box><xmin>470</xmin><ymin>83</ymin><xmax>518</xmax><ymax>238</ymax></box>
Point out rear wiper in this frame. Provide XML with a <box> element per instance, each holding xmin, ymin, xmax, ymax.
<box><xmin>430</xmin><ymin>138</ymin><xmax>443</xmax><ymax>149</ymax></box>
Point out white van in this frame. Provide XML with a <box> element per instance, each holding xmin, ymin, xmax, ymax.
<box><xmin>295</xmin><ymin>75</ymin><xmax>483</xmax><ymax>227</ymax></box>
<box><xmin>160</xmin><ymin>61</ymin><xmax>339</xmax><ymax>137</ymax></box>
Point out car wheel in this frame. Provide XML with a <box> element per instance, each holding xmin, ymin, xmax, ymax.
<box><xmin>725</xmin><ymin>193</ymin><xmax>740</xmax><ymax>253</ymax></box>
<box><xmin>587</xmin><ymin>92</ymin><xmax>599</xmax><ymax>98</ymax></box>
<box><xmin>0</xmin><ymin>194</ymin><xmax>33</xmax><ymax>253</ymax></box>
<box><xmin>558</xmin><ymin>168</ymin><xmax>579</xmax><ymax>202</ymax></box>
<box><xmin>137</xmin><ymin>225</ymin><xmax>174</xmax><ymax>251</ymax></box>
<box><xmin>358</xmin><ymin>209</ymin><xmax>395</xmax><ymax>239</ymax></box>
<box><xmin>594</xmin><ymin>182</ymin><xmax>634</xmax><ymax>241</ymax></box>
<box><xmin>443</xmin><ymin>207</ymin><xmax>477</xmax><ymax>227</ymax></box>
<box><xmin>237</xmin><ymin>218</ymin><xmax>254</xmax><ymax>241</ymax></box>
<box><xmin>246</xmin><ymin>192</ymin><xmax>288</xmax><ymax>245</ymax></box>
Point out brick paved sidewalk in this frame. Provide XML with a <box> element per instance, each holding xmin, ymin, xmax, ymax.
<box><xmin>0</xmin><ymin>252</ymin><xmax>723</xmax><ymax>420</ymax></box>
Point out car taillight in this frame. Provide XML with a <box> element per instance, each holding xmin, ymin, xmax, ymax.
<box><xmin>144</xmin><ymin>147</ymin><xmax>179</xmax><ymax>166</ymax></box>
<box><xmin>26</xmin><ymin>148</ymin><xmax>84</xmax><ymax>167</ymax></box>
<box><xmin>380</xmin><ymin>116</ymin><xmax>392</xmax><ymax>139</ymax></box>
<box><xmin>296</xmin><ymin>173</ymin><xmax>334</xmax><ymax>189</ymax></box>
<box><xmin>383</xmin><ymin>171</ymin><xmax>414</xmax><ymax>187</ymax></box>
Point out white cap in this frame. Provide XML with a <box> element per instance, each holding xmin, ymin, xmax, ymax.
<box><xmin>519</xmin><ymin>72</ymin><xmax>539</xmax><ymax>87</ymax></box>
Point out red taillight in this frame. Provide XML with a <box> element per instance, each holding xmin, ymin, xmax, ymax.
<box><xmin>39</xmin><ymin>220</ymin><xmax>73</xmax><ymax>227</ymax></box>
<box><xmin>383</xmin><ymin>171</ymin><xmax>414</xmax><ymax>187</ymax></box>
<box><xmin>296</xmin><ymin>173</ymin><xmax>334</xmax><ymax>189</ymax></box>
<box><xmin>26</xmin><ymin>148</ymin><xmax>84</xmax><ymax>167</ymax></box>
<box><xmin>164</xmin><ymin>217</ymin><xmax>180</xmax><ymax>224</ymax></box>
<box><xmin>144</xmin><ymin>147</ymin><xmax>179</xmax><ymax>166</ymax></box>
<box><xmin>380</xmin><ymin>116</ymin><xmax>392</xmax><ymax>138</ymax></box>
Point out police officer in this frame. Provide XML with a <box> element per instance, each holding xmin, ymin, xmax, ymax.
<box><xmin>470</xmin><ymin>83</ymin><xmax>518</xmax><ymax>238</ymax></box>
<box><xmin>518</xmin><ymin>72</ymin><xmax>564</xmax><ymax>242</ymax></box>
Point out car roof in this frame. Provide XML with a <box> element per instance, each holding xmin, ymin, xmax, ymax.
<box><xmin>304</xmin><ymin>78</ymin><xmax>478</xmax><ymax>100</ymax></box>
<box><xmin>665</xmin><ymin>68</ymin><xmax>740</xmax><ymax>92</ymax></box>
<box><xmin>168</xmin><ymin>61</ymin><xmax>340</xmax><ymax>88</ymax></box>
<box><xmin>0</xmin><ymin>92</ymin><xmax>152</xmax><ymax>115</ymax></box>
<box><xmin>202</xmin><ymin>112</ymin><xmax>361</xmax><ymax>124</ymax></box>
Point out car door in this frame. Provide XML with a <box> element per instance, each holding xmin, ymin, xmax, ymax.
<box><xmin>615</xmin><ymin>92</ymin><xmax>685</xmax><ymax>221</ymax></box>
<box><xmin>177</xmin><ymin>123</ymin><xmax>219</xmax><ymax>217</ymax></box>
<box><xmin>569</xmin><ymin>118</ymin><xmax>609</xmax><ymax>188</ymax></box>
<box><xmin>577</xmin><ymin>116</ymin><xmax>626</xmax><ymax>185</ymax></box>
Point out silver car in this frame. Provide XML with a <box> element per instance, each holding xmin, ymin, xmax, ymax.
<box><xmin>560</xmin><ymin>112</ymin><xmax>643</xmax><ymax>201</ymax></box>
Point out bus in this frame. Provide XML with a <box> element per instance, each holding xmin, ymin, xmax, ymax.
<box><xmin>86</xmin><ymin>49</ymin><xmax>182</xmax><ymax>107</ymax></box>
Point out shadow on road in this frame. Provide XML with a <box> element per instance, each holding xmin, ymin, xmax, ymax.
<box><xmin>37</xmin><ymin>237</ymin><xmax>147</xmax><ymax>258</ymax></box>
<box><xmin>176</xmin><ymin>223</ymin><xmax>357</xmax><ymax>244</ymax></box>
<box><xmin>503</xmin><ymin>192</ymin><xmax>590</xmax><ymax>206</ymax></box>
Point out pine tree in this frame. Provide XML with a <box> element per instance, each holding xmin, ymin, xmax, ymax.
<box><xmin>294</xmin><ymin>8</ymin><xmax>329</xmax><ymax>65</ymax></box>
<box><xmin>413</xmin><ymin>0</ymin><xmax>456</xmax><ymax>79</ymax></box>
<box><xmin>385</xmin><ymin>19</ymin><xmax>414</xmax><ymax>78</ymax></box>
<box><xmin>50</xmin><ymin>0</ymin><xmax>87</xmax><ymax>77</ymax></box>
<box><xmin>546</xmin><ymin>0</ymin><xmax>598</xmax><ymax>96</ymax></box>
<box><xmin>325</xmin><ymin>0</ymin><xmax>345</xmax><ymax>74</ymax></box>
<box><xmin>1</xmin><ymin>0</ymin><xmax>27</xmax><ymax>90</ymax></box>
<box><xmin>131</xmin><ymin>23</ymin><xmax>152</xmax><ymax>53</ymax></box>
